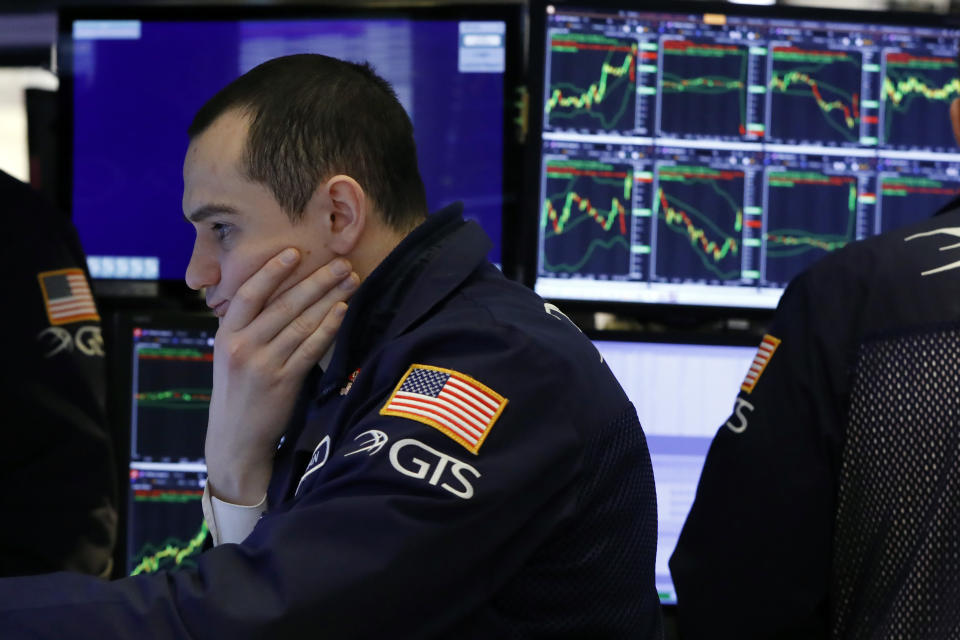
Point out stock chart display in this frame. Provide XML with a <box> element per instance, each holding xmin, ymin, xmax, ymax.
<box><xmin>659</xmin><ymin>40</ymin><xmax>756</xmax><ymax>139</ymax></box>
<box><xmin>768</xmin><ymin>48</ymin><xmax>864</xmax><ymax>146</ymax></box>
<box><xmin>132</xmin><ymin>342</ymin><xmax>212</xmax><ymax>462</ymax></box>
<box><xmin>654</xmin><ymin>164</ymin><xmax>745</xmax><ymax>282</ymax></box>
<box><xmin>541</xmin><ymin>158</ymin><xmax>634</xmax><ymax>277</ymax></box>
<box><xmin>535</xmin><ymin>5</ymin><xmax>960</xmax><ymax>308</ymax></box>
<box><xmin>882</xmin><ymin>52</ymin><xmax>960</xmax><ymax>151</ymax></box>
<box><xmin>128</xmin><ymin>469</ymin><xmax>207</xmax><ymax>575</ymax></box>
<box><xmin>126</xmin><ymin>322</ymin><xmax>215</xmax><ymax>576</ymax></box>
<box><xmin>546</xmin><ymin>32</ymin><xmax>640</xmax><ymax>133</ymax></box>
<box><xmin>878</xmin><ymin>159</ymin><xmax>960</xmax><ymax>233</ymax></box>
<box><xmin>763</xmin><ymin>164</ymin><xmax>871</xmax><ymax>285</ymax></box>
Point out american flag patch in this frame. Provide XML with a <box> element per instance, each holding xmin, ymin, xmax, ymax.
<box><xmin>380</xmin><ymin>364</ymin><xmax>508</xmax><ymax>455</ymax></box>
<box><xmin>741</xmin><ymin>334</ymin><xmax>781</xmax><ymax>393</ymax></box>
<box><xmin>37</xmin><ymin>268</ymin><xmax>100</xmax><ymax>326</ymax></box>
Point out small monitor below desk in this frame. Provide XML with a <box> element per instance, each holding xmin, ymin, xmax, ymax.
<box><xmin>591</xmin><ymin>335</ymin><xmax>757</xmax><ymax>604</ymax></box>
<box><xmin>111</xmin><ymin>311</ymin><xmax>216</xmax><ymax>575</ymax></box>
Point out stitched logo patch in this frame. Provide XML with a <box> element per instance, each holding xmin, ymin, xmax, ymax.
<box><xmin>741</xmin><ymin>334</ymin><xmax>781</xmax><ymax>393</ymax></box>
<box><xmin>37</xmin><ymin>268</ymin><xmax>100</xmax><ymax>325</ymax></box>
<box><xmin>380</xmin><ymin>364</ymin><xmax>507</xmax><ymax>455</ymax></box>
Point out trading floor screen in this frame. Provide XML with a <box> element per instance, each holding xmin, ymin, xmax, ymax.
<box><xmin>126</xmin><ymin>323</ymin><xmax>214</xmax><ymax>575</ymax></box>
<box><xmin>535</xmin><ymin>4</ymin><xmax>960</xmax><ymax>308</ymax></box>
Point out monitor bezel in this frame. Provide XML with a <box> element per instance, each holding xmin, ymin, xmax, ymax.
<box><xmin>56</xmin><ymin>2</ymin><xmax>528</xmax><ymax>298</ymax></box>
<box><xmin>524</xmin><ymin>0</ymin><xmax>960</xmax><ymax>325</ymax></box>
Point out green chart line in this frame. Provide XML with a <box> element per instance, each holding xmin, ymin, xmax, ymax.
<box><xmin>541</xmin><ymin>235</ymin><xmax>631</xmax><ymax>274</ymax></box>
<box><xmin>136</xmin><ymin>388</ymin><xmax>212</xmax><ymax>410</ymax></box>
<box><xmin>546</xmin><ymin>33</ymin><xmax>637</xmax><ymax>130</ymax></box>
<box><xmin>766</xmin><ymin>175</ymin><xmax>857</xmax><ymax>257</ymax></box>
<box><xmin>661</xmin><ymin>40</ymin><xmax>748</xmax><ymax>135</ymax></box>
<box><xmin>130</xmin><ymin>521</ymin><xmax>209</xmax><ymax>576</ymax></box>
<box><xmin>883</xmin><ymin>54</ymin><xmax>960</xmax><ymax>143</ymax></box>
<box><xmin>771</xmin><ymin>49</ymin><xmax>861</xmax><ymax>141</ymax></box>
<box><xmin>653</xmin><ymin>169</ymin><xmax>743</xmax><ymax>280</ymax></box>
<box><xmin>541</xmin><ymin>160</ymin><xmax>632</xmax><ymax>273</ymax></box>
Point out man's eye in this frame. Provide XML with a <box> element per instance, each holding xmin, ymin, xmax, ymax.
<box><xmin>211</xmin><ymin>222</ymin><xmax>232</xmax><ymax>241</ymax></box>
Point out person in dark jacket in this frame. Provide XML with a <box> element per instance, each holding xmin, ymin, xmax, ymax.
<box><xmin>670</xmin><ymin>51</ymin><xmax>960</xmax><ymax>639</ymax></box>
<box><xmin>0</xmin><ymin>54</ymin><xmax>663</xmax><ymax>639</ymax></box>
<box><xmin>0</xmin><ymin>169</ymin><xmax>115</xmax><ymax>578</ymax></box>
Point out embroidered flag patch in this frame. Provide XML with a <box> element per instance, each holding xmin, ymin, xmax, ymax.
<box><xmin>741</xmin><ymin>334</ymin><xmax>781</xmax><ymax>393</ymax></box>
<box><xmin>37</xmin><ymin>269</ymin><xmax>100</xmax><ymax>326</ymax></box>
<box><xmin>380</xmin><ymin>364</ymin><xmax>508</xmax><ymax>455</ymax></box>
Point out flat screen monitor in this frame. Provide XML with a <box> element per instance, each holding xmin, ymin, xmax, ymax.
<box><xmin>58</xmin><ymin>5</ymin><xmax>523</xmax><ymax>285</ymax></box>
<box><xmin>590</xmin><ymin>333</ymin><xmax>757</xmax><ymax>604</ymax></box>
<box><xmin>531</xmin><ymin>1</ymin><xmax>960</xmax><ymax>310</ymax></box>
<box><xmin>110</xmin><ymin>311</ymin><xmax>215</xmax><ymax>576</ymax></box>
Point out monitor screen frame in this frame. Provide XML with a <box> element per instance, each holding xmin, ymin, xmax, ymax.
<box><xmin>56</xmin><ymin>2</ymin><xmax>528</xmax><ymax>299</ymax></box>
<box><xmin>104</xmin><ymin>308</ymin><xmax>218</xmax><ymax>578</ymax></box>
<box><xmin>524</xmin><ymin>0</ymin><xmax>960</xmax><ymax>323</ymax></box>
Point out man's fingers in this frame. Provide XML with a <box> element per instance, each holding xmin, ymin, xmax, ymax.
<box><xmin>221</xmin><ymin>248</ymin><xmax>302</xmax><ymax>331</ymax></box>
<box><xmin>283</xmin><ymin>302</ymin><xmax>349</xmax><ymax>376</ymax></box>
<box><xmin>246</xmin><ymin>259</ymin><xmax>356</xmax><ymax>345</ymax></box>
<box><xmin>269</xmin><ymin>271</ymin><xmax>357</xmax><ymax>359</ymax></box>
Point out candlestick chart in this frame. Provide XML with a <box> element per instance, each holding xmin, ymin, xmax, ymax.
<box><xmin>769</xmin><ymin>47</ymin><xmax>862</xmax><ymax>144</ymax></box>
<box><xmin>882</xmin><ymin>53</ymin><xmax>960</xmax><ymax>149</ymax></box>
<box><xmin>879</xmin><ymin>175</ymin><xmax>960</xmax><ymax>233</ymax></box>
<box><xmin>659</xmin><ymin>40</ymin><xmax>749</xmax><ymax>138</ymax></box>
<box><xmin>545</xmin><ymin>32</ymin><xmax>638</xmax><ymax>132</ymax></box>
<box><xmin>540</xmin><ymin>159</ymin><xmax>632</xmax><ymax>278</ymax></box>
<box><xmin>133</xmin><ymin>345</ymin><xmax>212</xmax><ymax>462</ymax></box>
<box><xmin>653</xmin><ymin>165</ymin><xmax>744</xmax><ymax>282</ymax></box>
<box><xmin>764</xmin><ymin>171</ymin><xmax>859</xmax><ymax>285</ymax></box>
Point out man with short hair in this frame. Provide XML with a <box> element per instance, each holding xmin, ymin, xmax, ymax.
<box><xmin>669</xmin><ymin>51</ymin><xmax>960</xmax><ymax>638</ymax></box>
<box><xmin>0</xmin><ymin>54</ymin><xmax>663</xmax><ymax>638</ymax></box>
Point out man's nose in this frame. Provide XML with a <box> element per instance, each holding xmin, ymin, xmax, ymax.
<box><xmin>184</xmin><ymin>242</ymin><xmax>218</xmax><ymax>291</ymax></box>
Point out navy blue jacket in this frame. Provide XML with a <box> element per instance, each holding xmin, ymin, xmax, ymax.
<box><xmin>0</xmin><ymin>169</ymin><xmax>115</xmax><ymax>578</ymax></box>
<box><xmin>0</xmin><ymin>205</ymin><xmax>662</xmax><ymax>638</ymax></box>
<box><xmin>670</xmin><ymin>196</ymin><xmax>960</xmax><ymax>639</ymax></box>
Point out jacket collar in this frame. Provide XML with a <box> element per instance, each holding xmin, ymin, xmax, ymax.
<box><xmin>316</xmin><ymin>203</ymin><xmax>491</xmax><ymax>397</ymax></box>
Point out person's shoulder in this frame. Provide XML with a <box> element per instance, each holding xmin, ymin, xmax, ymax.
<box><xmin>406</xmin><ymin>273</ymin><xmax>630</xmax><ymax>417</ymax></box>
<box><xmin>0</xmin><ymin>170</ymin><xmax>61</xmax><ymax>230</ymax></box>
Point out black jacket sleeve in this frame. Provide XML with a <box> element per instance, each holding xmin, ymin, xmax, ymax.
<box><xmin>669</xmin><ymin>260</ymin><xmax>861</xmax><ymax>639</ymax></box>
<box><xmin>0</xmin><ymin>170</ymin><xmax>116</xmax><ymax>577</ymax></box>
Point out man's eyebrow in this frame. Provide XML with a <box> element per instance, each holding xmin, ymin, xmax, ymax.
<box><xmin>184</xmin><ymin>204</ymin><xmax>240</xmax><ymax>224</ymax></box>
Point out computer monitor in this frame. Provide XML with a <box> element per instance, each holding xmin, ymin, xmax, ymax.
<box><xmin>590</xmin><ymin>332</ymin><xmax>758</xmax><ymax>604</ymax></box>
<box><xmin>530</xmin><ymin>1</ymin><xmax>960</xmax><ymax>311</ymax></box>
<box><xmin>109</xmin><ymin>311</ymin><xmax>215</xmax><ymax>576</ymax></box>
<box><xmin>58</xmin><ymin>4</ymin><xmax>524</xmax><ymax>286</ymax></box>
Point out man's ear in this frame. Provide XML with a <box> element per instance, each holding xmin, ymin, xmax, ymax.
<box><xmin>951</xmin><ymin>98</ymin><xmax>960</xmax><ymax>149</ymax></box>
<box><xmin>320</xmin><ymin>175</ymin><xmax>366</xmax><ymax>255</ymax></box>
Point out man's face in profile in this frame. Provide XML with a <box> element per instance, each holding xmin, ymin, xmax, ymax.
<box><xmin>182</xmin><ymin>110</ymin><xmax>336</xmax><ymax>320</ymax></box>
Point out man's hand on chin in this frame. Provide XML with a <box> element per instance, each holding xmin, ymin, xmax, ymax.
<box><xmin>205</xmin><ymin>248</ymin><xmax>359</xmax><ymax>505</ymax></box>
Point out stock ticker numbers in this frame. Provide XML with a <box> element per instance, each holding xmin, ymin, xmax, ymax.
<box><xmin>536</xmin><ymin>7</ymin><xmax>960</xmax><ymax>307</ymax></box>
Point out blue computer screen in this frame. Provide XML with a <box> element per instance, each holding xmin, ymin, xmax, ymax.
<box><xmin>66</xmin><ymin>14</ymin><xmax>509</xmax><ymax>281</ymax></box>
